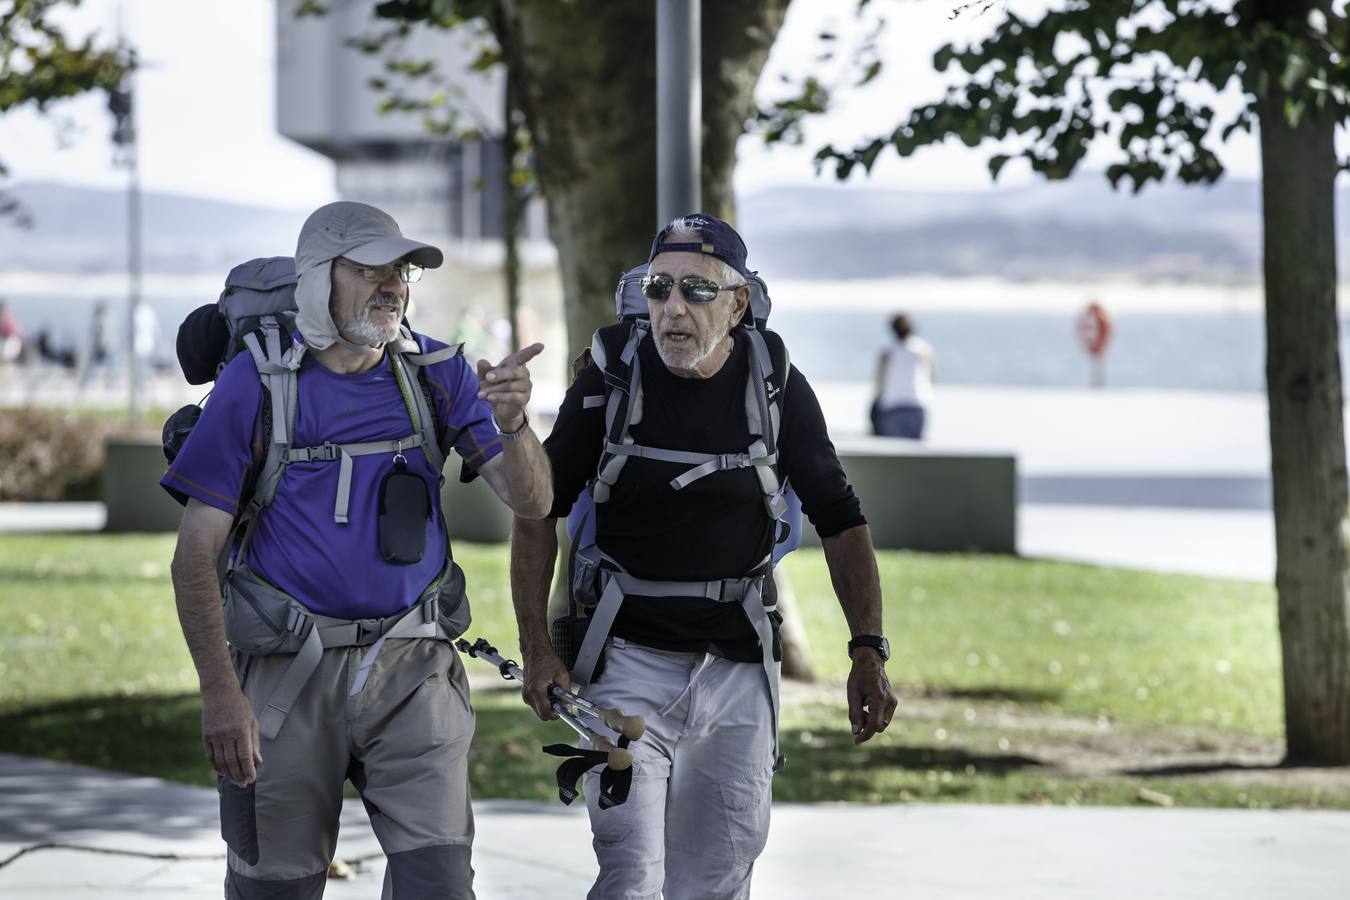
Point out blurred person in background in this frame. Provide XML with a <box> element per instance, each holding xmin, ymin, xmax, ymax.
<box><xmin>871</xmin><ymin>312</ymin><xmax>935</xmax><ymax>439</ymax></box>
<box><xmin>0</xmin><ymin>301</ymin><xmax>22</xmax><ymax>371</ymax></box>
<box><xmin>80</xmin><ymin>299</ymin><xmax>118</xmax><ymax>386</ymax></box>
<box><xmin>132</xmin><ymin>301</ymin><xmax>165</xmax><ymax>382</ymax></box>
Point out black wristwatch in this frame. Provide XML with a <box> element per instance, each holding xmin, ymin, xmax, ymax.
<box><xmin>848</xmin><ymin>634</ymin><xmax>890</xmax><ymax>662</ymax></box>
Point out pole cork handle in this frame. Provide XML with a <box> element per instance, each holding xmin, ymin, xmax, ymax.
<box><xmin>597</xmin><ymin>708</ymin><xmax>647</xmax><ymax>741</ymax></box>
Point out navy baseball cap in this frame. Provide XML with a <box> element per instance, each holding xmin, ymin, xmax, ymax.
<box><xmin>648</xmin><ymin>213</ymin><xmax>750</xmax><ymax>277</ymax></box>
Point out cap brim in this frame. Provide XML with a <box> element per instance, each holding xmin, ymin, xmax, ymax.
<box><xmin>344</xmin><ymin>236</ymin><xmax>443</xmax><ymax>269</ymax></box>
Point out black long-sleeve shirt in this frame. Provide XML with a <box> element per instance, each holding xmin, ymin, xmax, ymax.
<box><xmin>545</xmin><ymin>329</ymin><xmax>865</xmax><ymax>660</ymax></box>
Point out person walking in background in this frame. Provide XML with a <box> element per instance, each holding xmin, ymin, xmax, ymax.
<box><xmin>0</xmin><ymin>300</ymin><xmax>23</xmax><ymax>371</ymax></box>
<box><xmin>871</xmin><ymin>312</ymin><xmax>935</xmax><ymax>439</ymax></box>
<box><xmin>80</xmin><ymin>299</ymin><xmax>117</xmax><ymax>387</ymax></box>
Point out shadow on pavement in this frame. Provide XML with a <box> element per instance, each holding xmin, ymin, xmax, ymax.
<box><xmin>0</xmin><ymin>753</ymin><xmax>217</xmax><ymax>843</ymax></box>
<box><xmin>0</xmin><ymin>692</ymin><xmax>212</xmax><ymax>789</ymax></box>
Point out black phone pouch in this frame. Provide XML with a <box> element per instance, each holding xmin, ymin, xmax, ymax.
<box><xmin>378</xmin><ymin>456</ymin><xmax>430</xmax><ymax>565</ymax></box>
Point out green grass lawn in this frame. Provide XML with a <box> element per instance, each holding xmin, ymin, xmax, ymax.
<box><xmin>1</xmin><ymin>533</ymin><xmax>1342</xmax><ymax>809</ymax></box>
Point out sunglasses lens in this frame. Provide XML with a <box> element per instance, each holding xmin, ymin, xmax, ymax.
<box><xmin>680</xmin><ymin>278</ymin><xmax>719</xmax><ymax>303</ymax></box>
<box><xmin>641</xmin><ymin>275</ymin><xmax>674</xmax><ymax>301</ymax></box>
<box><xmin>401</xmin><ymin>264</ymin><xmax>423</xmax><ymax>284</ymax></box>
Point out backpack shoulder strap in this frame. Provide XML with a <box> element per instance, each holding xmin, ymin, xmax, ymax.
<box><xmin>388</xmin><ymin>330</ymin><xmax>462</xmax><ymax>475</ymax></box>
<box><xmin>742</xmin><ymin>326</ymin><xmax>789</xmax><ymax>520</ymax></box>
<box><xmin>229</xmin><ymin>315</ymin><xmax>304</xmax><ymax>568</ymax></box>
<box><xmin>591</xmin><ymin>320</ymin><xmax>647</xmax><ymax>502</ymax></box>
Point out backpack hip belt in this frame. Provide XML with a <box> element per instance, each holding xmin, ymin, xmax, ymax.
<box><xmin>570</xmin><ymin>556</ymin><xmax>786</xmax><ymax>773</ymax></box>
<box><xmin>225</xmin><ymin>559</ymin><xmax>469</xmax><ymax>741</ymax></box>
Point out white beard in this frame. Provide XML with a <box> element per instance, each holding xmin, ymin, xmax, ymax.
<box><xmin>655</xmin><ymin>303</ymin><xmax>734</xmax><ymax>372</ymax></box>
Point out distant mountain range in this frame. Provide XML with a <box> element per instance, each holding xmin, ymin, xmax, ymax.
<box><xmin>2</xmin><ymin>177</ymin><xmax>1344</xmax><ymax>281</ymax></box>
<box><xmin>0</xmin><ymin>182</ymin><xmax>307</xmax><ymax>276</ymax></box>
<box><xmin>739</xmin><ymin>178</ymin><xmax>1348</xmax><ymax>282</ymax></box>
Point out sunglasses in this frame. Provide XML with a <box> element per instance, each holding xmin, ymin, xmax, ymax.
<box><xmin>640</xmin><ymin>273</ymin><xmax>739</xmax><ymax>304</ymax></box>
<box><xmin>336</xmin><ymin>258</ymin><xmax>424</xmax><ymax>285</ymax></box>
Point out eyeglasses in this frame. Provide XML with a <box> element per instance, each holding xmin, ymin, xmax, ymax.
<box><xmin>336</xmin><ymin>258</ymin><xmax>424</xmax><ymax>285</ymax></box>
<box><xmin>640</xmin><ymin>273</ymin><xmax>739</xmax><ymax>304</ymax></box>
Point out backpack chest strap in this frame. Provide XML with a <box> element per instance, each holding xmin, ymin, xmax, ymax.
<box><xmin>285</xmin><ymin>431</ymin><xmax>424</xmax><ymax>524</ymax></box>
<box><xmin>602</xmin><ymin>441</ymin><xmax>778</xmax><ymax>490</ymax></box>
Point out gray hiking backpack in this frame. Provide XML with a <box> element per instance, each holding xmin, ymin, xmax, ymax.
<box><xmin>163</xmin><ymin>256</ymin><xmax>471</xmax><ymax>741</ymax></box>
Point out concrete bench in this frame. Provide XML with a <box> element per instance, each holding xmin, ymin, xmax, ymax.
<box><xmin>103</xmin><ymin>436</ymin><xmax>1018</xmax><ymax>554</ymax></box>
<box><xmin>99</xmin><ymin>436</ymin><xmax>513</xmax><ymax>543</ymax></box>
<box><xmin>103</xmin><ymin>438</ymin><xmax>185</xmax><ymax>533</ymax></box>
<box><xmin>802</xmin><ymin>438</ymin><xmax>1017</xmax><ymax>553</ymax></box>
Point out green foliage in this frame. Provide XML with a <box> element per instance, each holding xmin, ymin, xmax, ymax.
<box><xmin>0</xmin><ymin>0</ymin><xmax>130</xmax><ymax>114</ymax></box>
<box><xmin>753</xmin><ymin>8</ymin><xmax>887</xmax><ymax>147</ymax></box>
<box><xmin>808</xmin><ymin>0</ymin><xmax>1350</xmax><ymax>192</ymax></box>
<box><xmin>0</xmin><ymin>0</ymin><xmax>132</xmax><ymax>210</ymax></box>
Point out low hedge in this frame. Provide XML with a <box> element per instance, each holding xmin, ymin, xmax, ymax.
<box><xmin>0</xmin><ymin>407</ymin><xmax>158</xmax><ymax>502</ymax></box>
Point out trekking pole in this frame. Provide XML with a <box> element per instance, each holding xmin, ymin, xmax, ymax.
<box><xmin>550</xmin><ymin>703</ymin><xmax>632</xmax><ymax>771</ymax></box>
<box><xmin>456</xmin><ymin>636</ymin><xmax>637</xmax><ymax>807</ymax></box>
<box><xmin>455</xmin><ymin>637</ymin><xmax>645</xmax><ymax>740</ymax></box>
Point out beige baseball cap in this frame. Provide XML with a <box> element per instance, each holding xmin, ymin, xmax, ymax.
<box><xmin>293</xmin><ymin>201</ymin><xmax>444</xmax><ymax>350</ymax></box>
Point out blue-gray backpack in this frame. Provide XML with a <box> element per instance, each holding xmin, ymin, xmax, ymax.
<box><xmin>563</xmin><ymin>263</ymin><xmax>802</xmax><ymax>559</ymax></box>
<box><xmin>557</xmin><ymin>263</ymin><xmax>800</xmax><ymax>772</ymax></box>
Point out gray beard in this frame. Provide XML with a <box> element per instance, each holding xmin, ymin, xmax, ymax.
<box><xmin>341</xmin><ymin>295</ymin><xmax>403</xmax><ymax>345</ymax></box>
<box><xmin>655</xmin><ymin>307</ymin><xmax>734</xmax><ymax>372</ymax></box>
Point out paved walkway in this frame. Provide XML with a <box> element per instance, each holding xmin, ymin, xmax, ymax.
<box><xmin>2</xmin><ymin>754</ymin><xmax>1347</xmax><ymax>899</ymax></box>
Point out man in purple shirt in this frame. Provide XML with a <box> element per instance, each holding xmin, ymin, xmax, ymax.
<box><xmin>164</xmin><ymin>201</ymin><xmax>551</xmax><ymax>900</ymax></box>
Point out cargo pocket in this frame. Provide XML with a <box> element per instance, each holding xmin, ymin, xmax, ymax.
<box><xmin>217</xmin><ymin>775</ymin><xmax>260</xmax><ymax>866</ymax></box>
<box><xmin>716</xmin><ymin>766</ymin><xmax>772</xmax><ymax>869</ymax></box>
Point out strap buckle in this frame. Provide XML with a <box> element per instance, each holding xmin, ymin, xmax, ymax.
<box><xmin>360</xmin><ymin>616</ymin><xmax>393</xmax><ymax>645</ymax></box>
<box><xmin>286</xmin><ymin>608</ymin><xmax>312</xmax><ymax>638</ymax></box>
<box><xmin>296</xmin><ymin>442</ymin><xmax>339</xmax><ymax>462</ymax></box>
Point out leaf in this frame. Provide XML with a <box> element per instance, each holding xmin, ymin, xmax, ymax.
<box><xmin>857</xmin><ymin>60</ymin><xmax>882</xmax><ymax>87</ymax></box>
<box><xmin>987</xmin><ymin>153</ymin><xmax>1011</xmax><ymax>180</ymax></box>
<box><xmin>1285</xmin><ymin>97</ymin><xmax>1305</xmax><ymax>129</ymax></box>
<box><xmin>859</xmin><ymin>140</ymin><xmax>885</xmax><ymax>171</ymax></box>
<box><xmin>933</xmin><ymin>43</ymin><xmax>956</xmax><ymax>71</ymax></box>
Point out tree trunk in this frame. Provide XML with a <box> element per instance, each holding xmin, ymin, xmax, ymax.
<box><xmin>1252</xmin><ymin>0</ymin><xmax>1350</xmax><ymax>763</ymax></box>
<box><xmin>494</xmin><ymin>1</ymin><xmax>812</xmax><ymax>679</ymax></box>
<box><xmin>495</xmin><ymin>0</ymin><xmax>789</xmax><ymax>359</ymax></box>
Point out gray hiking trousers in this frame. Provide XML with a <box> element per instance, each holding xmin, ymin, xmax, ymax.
<box><xmin>224</xmin><ymin>638</ymin><xmax>476</xmax><ymax>900</ymax></box>
<box><xmin>580</xmin><ymin>638</ymin><xmax>777</xmax><ymax>900</ymax></box>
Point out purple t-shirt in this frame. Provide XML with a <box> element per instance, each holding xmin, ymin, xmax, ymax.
<box><xmin>162</xmin><ymin>333</ymin><xmax>502</xmax><ymax>619</ymax></box>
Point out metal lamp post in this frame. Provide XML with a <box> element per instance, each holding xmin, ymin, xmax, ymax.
<box><xmin>108</xmin><ymin>68</ymin><xmax>144</xmax><ymax>422</ymax></box>
<box><xmin>656</xmin><ymin>0</ymin><xmax>701</xmax><ymax>226</ymax></box>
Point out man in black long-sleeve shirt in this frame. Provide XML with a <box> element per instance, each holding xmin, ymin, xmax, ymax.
<box><xmin>511</xmin><ymin>214</ymin><xmax>897</xmax><ymax>900</ymax></box>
